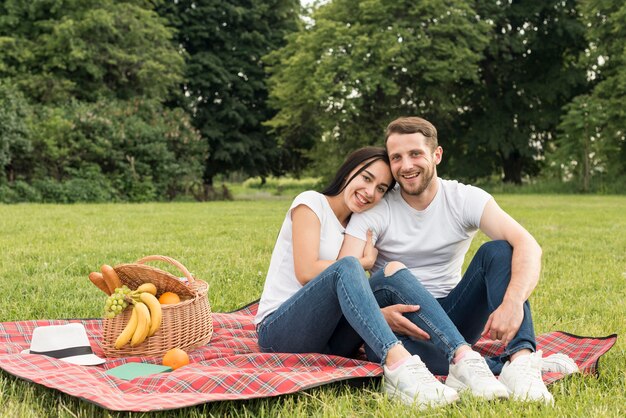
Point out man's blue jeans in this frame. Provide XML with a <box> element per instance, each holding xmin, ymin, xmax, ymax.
<box><xmin>257</xmin><ymin>256</ymin><xmax>400</xmax><ymax>364</ymax></box>
<box><xmin>366</xmin><ymin>240</ymin><xmax>536</xmax><ymax>375</ymax></box>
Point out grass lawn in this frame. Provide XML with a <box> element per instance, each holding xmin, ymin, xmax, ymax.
<box><xmin>0</xmin><ymin>195</ymin><xmax>624</xmax><ymax>417</ymax></box>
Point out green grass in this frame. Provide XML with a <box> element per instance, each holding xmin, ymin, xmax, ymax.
<box><xmin>0</xmin><ymin>195</ymin><xmax>624</xmax><ymax>417</ymax></box>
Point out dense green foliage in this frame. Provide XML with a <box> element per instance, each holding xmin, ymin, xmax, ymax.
<box><xmin>156</xmin><ymin>0</ymin><xmax>301</xmax><ymax>198</ymax></box>
<box><xmin>1</xmin><ymin>0</ymin><xmax>624</xmax><ymax>202</ymax></box>
<box><xmin>1</xmin><ymin>197</ymin><xmax>624</xmax><ymax>416</ymax></box>
<box><xmin>552</xmin><ymin>0</ymin><xmax>626</xmax><ymax>192</ymax></box>
<box><xmin>266</xmin><ymin>0</ymin><xmax>491</xmax><ymax>177</ymax></box>
<box><xmin>0</xmin><ymin>0</ymin><xmax>206</xmax><ymax>201</ymax></box>
<box><xmin>447</xmin><ymin>0</ymin><xmax>587</xmax><ymax>183</ymax></box>
<box><xmin>0</xmin><ymin>0</ymin><xmax>184</xmax><ymax>103</ymax></box>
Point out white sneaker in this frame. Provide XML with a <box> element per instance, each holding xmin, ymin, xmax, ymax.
<box><xmin>446</xmin><ymin>350</ymin><xmax>509</xmax><ymax>400</ymax></box>
<box><xmin>383</xmin><ymin>355</ymin><xmax>459</xmax><ymax>409</ymax></box>
<box><xmin>542</xmin><ymin>353</ymin><xmax>579</xmax><ymax>375</ymax></box>
<box><xmin>499</xmin><ymin>350</ymin><xmax>555</xmax><ymax>405</ymax></box>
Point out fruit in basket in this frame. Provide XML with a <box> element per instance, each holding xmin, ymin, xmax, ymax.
<box><xmin>162</xmin><ymin>348</ymin><xmax>189</xmax><ymax>370</ymax></box>
<box><xmin>103</xmin><ymin>286</ymin><xmax>132</xmax><ymax>319</ymax></box>
<box><xmin>101</xmin><ymin>264</ymin><xmax>123</xmax><ymax>294</ymax></box>
<box><xmin>114</xmin><ymin>306</ymin><xmax>138</xmax><ymax>349</ymax></box>
<box><xmin>136</xmin><ymin>282</ymin><xmax>157</xmax><ymax>296</ymax></box>
<box><xmin>158</xmin><ymin>291</ymin><xmax>180</xmax><ymax>305</ymax></box>
<box><xmin>139</xmin><ymin>292</ymin><xmax>162</xmax><ymax>337</ymax></box>
<box><xmin>130</xmin><ymin>302</ymin><xmax>152</xmax><ymax>347</ymax></box>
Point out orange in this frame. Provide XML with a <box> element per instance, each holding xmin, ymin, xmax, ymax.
<box><xmin>158</xmin><ymin>291</ymin><xmax>180</xmax><ymax>305</ymax></box>
<box><xmin>162</xmin><ymin>347</ymin><xmax>189</xmax><ymax>370</ymax></box>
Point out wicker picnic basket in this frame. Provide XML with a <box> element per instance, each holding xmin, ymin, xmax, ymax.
<box><xmin>100</xmin><ymin>255</ymin><xmax>213</xmax><ymax>358</ymax></box>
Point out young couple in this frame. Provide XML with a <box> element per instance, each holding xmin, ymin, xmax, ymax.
<box><xmin>254</xmin><ymin>116</ymin><xmax>577</xmax><ymax>409</ymax></box>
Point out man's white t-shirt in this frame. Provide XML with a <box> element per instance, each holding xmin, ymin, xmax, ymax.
<box><xmin>254</xmin><ymin>191</ymin><xmax>345</xmax><ymax>325</ymax></box>
<box><xmin>345</xmin><ymin>178</ymin><xmax>492</xmax><ymax>298</ymax></box>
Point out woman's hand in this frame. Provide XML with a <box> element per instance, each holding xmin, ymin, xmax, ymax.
<box><xmin>359</xmin><ymin>229</ymin><xmax>378</xmax><ymax>270</ymax></box>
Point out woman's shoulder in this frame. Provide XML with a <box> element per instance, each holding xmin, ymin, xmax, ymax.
<box><xmin>292</xmin><ymin>190</ymin><xmax>324</xmax><ymax>205</ymax></box>
<box><xmin>290</xmin><ymin>190</ymin><xmax>327</xmax><ymax>212</ymax></box>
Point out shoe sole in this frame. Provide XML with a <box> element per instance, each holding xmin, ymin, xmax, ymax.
<box><xmin>383</xmin><ymin>382</ymin><xmax>459</xmax><ymax>409</ymax></box>
<box><xmin>445</xmin><ymin>375</ymin><xmax>509</xmax><ymax>400</ymax></box>
<box><xmin>500</xmin><ymin>378</ymin><xmax>555</xmax><ymax>406</ymax></box>
<box><xmin>508</xmin><ymin>390</ymin><xmax>555</xmax><ymax>406</ymax></box>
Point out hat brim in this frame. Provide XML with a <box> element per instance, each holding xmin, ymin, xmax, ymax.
<box><xmin>21</xmin><ymin>349</ymin><xmax>106</xmax><ymax>366</ymax></box>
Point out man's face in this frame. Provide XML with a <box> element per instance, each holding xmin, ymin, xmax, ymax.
<box><xmin>387</xmin><ymin>133</ymin><xmax>442</xmax><ymax>196</ymax></box>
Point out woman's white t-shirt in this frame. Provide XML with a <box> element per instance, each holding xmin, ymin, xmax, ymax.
<box><xmin>254</xmin><ymin>191</ymin><xmax>345</xmax><ymax>325</ymax></box>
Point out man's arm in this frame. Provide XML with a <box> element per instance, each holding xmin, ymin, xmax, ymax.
<box><xmin>479</xmin><ymin>198</ymin><xmax>542</xmax><ymax>346</ymax></box>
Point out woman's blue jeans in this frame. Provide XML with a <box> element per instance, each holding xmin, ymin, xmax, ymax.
<box><xmin>257</xmin><ymin>256</ymin><xmax>400</xmax><ymax>364</ymax></box>
<box><xmin>365</xmin><ymin>240</ymin><xmax>537</xmax><ymax>375</ymax></box>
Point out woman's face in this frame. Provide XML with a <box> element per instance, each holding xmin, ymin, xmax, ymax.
<box><xmin>342</xmin><ymin>159</ymin><xmax>393</xmax><ymax>214</ymax></box>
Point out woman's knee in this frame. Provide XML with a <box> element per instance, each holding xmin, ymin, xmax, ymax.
<box><xmin>384</xmin><ymin>261</ymin><xmax>407</xmax><ymax>277</ymax></box>
<box><xmin>335</xmin><ymin>256</ymin><xmax>361</xmax><ymax>270</ymax></box>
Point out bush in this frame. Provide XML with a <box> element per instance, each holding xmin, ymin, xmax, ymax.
<box><xmin>242</xmin><ymin>176</ymin><xmax>321</xmax><ymax>194</ymax></box>
<box><xmin>11</xmin><ymin>180</ymin><xmax>41</xmax><ymax>202</ymax></box>
<box><xmin>0</xmin><ymin>185</ymin><xmax>18</xmax><ymax>203</ymax></box>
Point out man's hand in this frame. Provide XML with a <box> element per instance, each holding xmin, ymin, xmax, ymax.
<box><xmin>360</xmin><ymin>229</ymin><xmax>378</xmax><ymax>270</ymax></box>
<box><xmin>381</xmin><ymin>304</ymin><xmax>430</xmax><ymax>340</ymax></box>
<box><xmin>481</xmin><ymin>299</ymin><xmax>524</xmax><ymax>347</ymax></box>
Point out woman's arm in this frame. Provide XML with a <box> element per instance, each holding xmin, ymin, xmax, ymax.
<box><xmin>291</xmin><ymin>205</ymin><xmax>335</xmax><ymax>285</ymax></box>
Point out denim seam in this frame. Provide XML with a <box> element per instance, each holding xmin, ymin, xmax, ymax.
<box><xmin>445</xmin><ymin>265</ymin><xmax>496</xmax><ymax>314</ymax></box>
<box><xmin>336</xmin><ymin>271</ymin><xmax>396</xmax><ymax>364</ymax></box>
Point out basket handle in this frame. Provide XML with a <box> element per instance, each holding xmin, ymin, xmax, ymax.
<box><xmin>134</xmin><ymin>255</ymin><xmax>195</xmax><ymax>284</ymax></box>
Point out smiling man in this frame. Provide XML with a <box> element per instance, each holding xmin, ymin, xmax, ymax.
<box><xmin>339</xmin><ymin>116</ymin><xmax>573</xmax><ymax>404</ymax></box>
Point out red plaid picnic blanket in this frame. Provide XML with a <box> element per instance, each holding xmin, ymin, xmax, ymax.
<box><xmin>0</xmin><ymin>301</ymin><xmax>617</xmax><ymax>412</ymax></box>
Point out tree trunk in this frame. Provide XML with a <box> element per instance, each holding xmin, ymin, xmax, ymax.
<box><xmin>202</xmin><ymin>166</ymin><xmax>216</xmax><ymax>201</ymax></box>
<box><xmin>501</xmin><ymin>150</ymin><xmax>523</xmax><ymax>184</ymax></box>
<box><xmin>582</xmin><ymin>121</ymin><xmax>590</xmax><ymax>193</ymax></box>
<box><xmin>203</xmin><ymin>182</ymin><xmax>216</xmax><ymax>201</ymax></box>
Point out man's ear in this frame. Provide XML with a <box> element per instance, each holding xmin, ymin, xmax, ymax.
<box><xmin>434</xmin><ymin>146</ymin><xmax>443</xmax><ymax>165</ymax></box>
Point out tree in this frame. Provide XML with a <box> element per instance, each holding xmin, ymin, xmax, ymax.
<box><xmin>553</xmin><ymin>0</ymin><xmax>626</xmax><ymax>191</ymax></box>
<box><xmin>0</xmin><ymin>0</ymin><xmax>184</xmax><ymax>103</ymax></box>
<box><xmin>266</xmin><ymin>0</ymin><xmax>491</xmax><ymax>181</ymax></box>
<box><xmin>0</xmin><ymin>81</ymin><xmax>32</xmax><ymax>183</ymax></box>
<box><xmin>447</xmin><ymin>0</ymin><xmax>587</xmax><ymax>184</ymax></box>
<box><xmin>554</xmin><ymin>95</ymin><xmax>609</xmax><ymax>192</ymax></box>
<box><xmin>157</xmin><ymin>0</ymin><xmax>301</xmax><ymax>199</ymax></box>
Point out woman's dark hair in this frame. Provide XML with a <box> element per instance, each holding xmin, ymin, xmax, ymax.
<box><xmin>321</xmin><ymin>146</ymin><xmax>395</xmax><ymax>196</ymax></box>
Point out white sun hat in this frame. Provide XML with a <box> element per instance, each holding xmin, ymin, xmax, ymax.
<box><xmin>21</xmin><ymin>323</ymin><xmax>106</xmax><ymax>366</ymax></box>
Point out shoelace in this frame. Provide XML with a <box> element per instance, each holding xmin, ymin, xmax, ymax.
<box><xmin>511</xmin><ymin>357</ymin><xmax>543</xmax><ymax>381</ymax></box>
<box><xmin>405</xmin><ymin>362</ymin><xmax>439</xmax><ymax>385</ymax></box>
<box><xmin>463</xmin><ymin>358</ymin><xmax>493</xmax><ymax>379</ymax></box>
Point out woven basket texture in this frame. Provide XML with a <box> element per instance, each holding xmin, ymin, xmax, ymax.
<box><xmin>100</xmin><ymin>256</ymin><xmax>213</xmax><ymax>358</ymax></box>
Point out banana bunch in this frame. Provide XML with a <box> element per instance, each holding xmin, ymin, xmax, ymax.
<box><xmin>114</xmin><ymin>283</ymin><xmax>163</xmax><ymax>349</ymax></box>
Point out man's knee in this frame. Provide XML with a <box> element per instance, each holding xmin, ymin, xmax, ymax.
<box><xmin>478</xmin><ymin>240</ymin><xmax>513</xmax><ymax>261</ymax></box>
<box><xmin>384</xmin><ymin>261</ymin><xmax>407</xmax><ymax>277</ymax></box>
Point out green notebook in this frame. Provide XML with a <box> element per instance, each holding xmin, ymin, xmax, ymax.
<box><xmin>105</xmin><ymin>362</ymin><xmax>172</xmax><ymax>380</ymax></box>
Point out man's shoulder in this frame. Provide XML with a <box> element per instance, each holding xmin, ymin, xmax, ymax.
<box><xmin>439</xmin><ymin>178</ymin><xmax>490</xmax><ymax>200</ymax></box>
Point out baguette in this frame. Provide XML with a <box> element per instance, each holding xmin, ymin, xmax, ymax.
<box><xmin>88</xmin><ymin>271</ymin><xmax>111</xmax><ymax>295</ymax></box>
<box><xmin>101</xmin><ymin>264</ymin><xmax>122</xmax><ymax>294</ymax></box>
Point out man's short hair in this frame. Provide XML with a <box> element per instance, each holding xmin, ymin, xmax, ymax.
<box><xmin>385</xmin><ymin>117</ymin><xmax>438</xmax><ymax>150</ymax></box>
